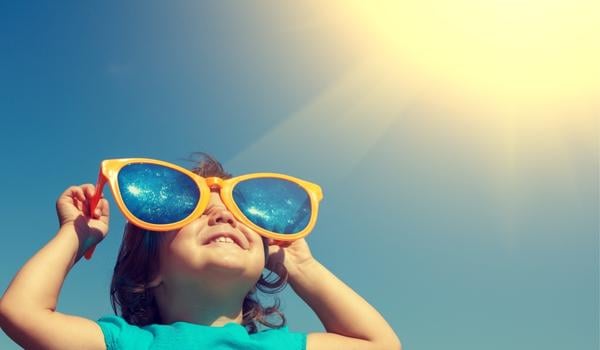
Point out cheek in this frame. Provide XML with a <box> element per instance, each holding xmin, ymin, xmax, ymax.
<box><xmin>246</xmin><ymin>232</ymin><xmax>269</xmax><ymax>267</ymax></box>
<box><xmin>260</xmin><ymin>238</ymin><xmax>269</xmax><ymax>264</ymax></box>
<box><xmin>247</xmin><ymin>250</ymin><xmax>267</xmax><ymax>283</ymax></box>
<box><xmin>159</xmin><ymin>234</ymin><xmax>198</xmax><ymax>273</ymax></box>
<box><xmin>252</xmin><ymin>239</ymin><xmax>269</xmax><ymax>273</ymax></box>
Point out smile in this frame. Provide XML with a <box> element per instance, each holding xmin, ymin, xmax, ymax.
<box><xmin>208</xmin><ymin>240</ymin><xmax>243</xmax><ymax>249</ymax></box>
<box><xmin>204</xmin><ymin>232</ymin><xmax>247</xmax><ymax>250</ymax></box>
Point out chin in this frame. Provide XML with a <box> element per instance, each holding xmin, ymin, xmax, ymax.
<box><xmin>204</xmin><ymin>258</ymin><xmax>263</xmax><ymax>279</ymax></box>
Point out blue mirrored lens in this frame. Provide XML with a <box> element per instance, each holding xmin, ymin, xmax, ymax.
<box><xmin>118</xmin><ymin>163</ymin><xmax>200</xmax><ymax>224</ymax></box>
<box><xmin>232</xmin><ymin>178</ymin><xmax>311</xmax><ymax>234</ymax></box>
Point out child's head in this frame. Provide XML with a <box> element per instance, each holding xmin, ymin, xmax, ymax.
<box><xmin>109</xmin><ymin>152</ymin><xmax>287</xmax><ymax>333</ymax></box>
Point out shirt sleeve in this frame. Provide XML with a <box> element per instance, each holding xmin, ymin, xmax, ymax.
<box><xmin>283</xmin><ymin>328</ymin><xmax>307</xmax><ymax>350</ymax></box>
<box><xmin>96</xmin><ymin>315</ymin><xmax>152</xmax><ymax>350</ymax></box>
<box><xmin>255</xmin><ymin>326</ymin><xmax>307</xmax><ymax>350</ymax></box>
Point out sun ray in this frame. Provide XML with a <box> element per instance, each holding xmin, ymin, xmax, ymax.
<box><xmin>227</xmin><ymin>58</ymin><xmax>424</xmax><ymax>181</ymax></box>
<box><xmin>229</xmin><ymin>1</ymin><xmax>597</xmax><ymax>249</ymax></box>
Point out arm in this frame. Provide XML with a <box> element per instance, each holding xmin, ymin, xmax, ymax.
<box><xmin>0</xmin><ymin>185</ymin><xmax>109</xmax><ymax>350</ymax></box>
<box><xmin>268</xmin><ymin>239</ymin><xmax>401</xmax><ymax>350</ymax></box>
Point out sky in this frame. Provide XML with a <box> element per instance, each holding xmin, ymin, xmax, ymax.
<box><xmin>0</xmin><ymin>1</ymin><xmax>598</xmax><ymax>349</ymax></box>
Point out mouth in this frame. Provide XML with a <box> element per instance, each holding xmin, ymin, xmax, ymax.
<box><xmin>203</xmin><ymin>231</ymin><xmax>249</xmax><ymax>250</ymax></box>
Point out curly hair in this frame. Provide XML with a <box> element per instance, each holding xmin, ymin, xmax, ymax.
<box><xmin>109</xmin><ymin>152</ymin><xmax>288</xmax><ymax>333</ymax></box>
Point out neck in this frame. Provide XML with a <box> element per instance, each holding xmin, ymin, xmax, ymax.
<box><xmin>155</xmin><ymin>277</ymin><xmax>250</xmax><ymax>327</ymax></box>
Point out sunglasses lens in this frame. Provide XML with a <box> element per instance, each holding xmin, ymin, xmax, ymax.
<box><xmin>117</xmin><ymin>163</ymin><xmax>200</xmax><ymax>225</ymax></box>
<box><xmin>232</xmin><ymin>178</ymin><xmax>311</xmax><ymax>235</ymax></box>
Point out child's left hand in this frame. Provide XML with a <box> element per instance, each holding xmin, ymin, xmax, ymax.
<box><xmin>266</xmin><ymin>238</ymin><xmax>316</xmax><ymax>282</ymax></box>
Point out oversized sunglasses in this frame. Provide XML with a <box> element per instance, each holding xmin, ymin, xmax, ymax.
<box><xmin>83</xmin><ymin>158</ymin><xmax>323</xmax><ymax>260</ymax></box>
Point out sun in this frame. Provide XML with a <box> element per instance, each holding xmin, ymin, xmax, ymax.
<box><xmin>330</xmin><ymin>0</ymin><xmax>599</xmax><ymax>114</ymax></box>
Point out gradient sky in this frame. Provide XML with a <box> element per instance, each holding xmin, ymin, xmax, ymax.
<box><xmin>0</xmin><ymin>1</ymin><xmax>598</xmax><ymax>349</ymax></box>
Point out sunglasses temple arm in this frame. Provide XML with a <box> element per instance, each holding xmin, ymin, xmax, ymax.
<box><xmin>84</xmin><ymin>172</ymin><xmax>108</xmax><ymax>261</ymax></box>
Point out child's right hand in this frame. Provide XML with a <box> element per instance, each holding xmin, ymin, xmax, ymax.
<box><xmin>55</xmin><ymin>184</ymin><xmax>110</xmax><ymax>246</ymax></box>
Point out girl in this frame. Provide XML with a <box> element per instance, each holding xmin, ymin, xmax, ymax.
<box><xmin>0</xmin><ymin>153</ymin><xmax>401</xmax><ymax>349</ymax></box>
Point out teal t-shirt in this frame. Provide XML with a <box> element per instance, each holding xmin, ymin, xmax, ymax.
<box><xmin>96</xmin><ymin>315</ymin><xmax>306</xmax><ymax>350</ymax></box>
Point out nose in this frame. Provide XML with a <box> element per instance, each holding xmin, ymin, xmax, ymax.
<box><xmin>206</xmin><ymin>192</ymin><xmax>237</xmax><ymax>227</ymax></box>
<box><xmin>207</xmin><ymin>206</ymin><xmax>237</xmax><ymax>227</ymax></box>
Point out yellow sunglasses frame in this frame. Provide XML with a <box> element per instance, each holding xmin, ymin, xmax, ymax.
<box><xmin>84</xmin><ymin>158</ymin><xmax>323</xmax><ymax>260</ymax></box>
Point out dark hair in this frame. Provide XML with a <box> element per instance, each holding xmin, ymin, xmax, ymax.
<box><xmin>109</xmin><ymin>152</ymin><xmax>288</xmax><ymax>333</ymax></box>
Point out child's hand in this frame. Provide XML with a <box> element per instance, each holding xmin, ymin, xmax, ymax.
<box><xmin>266</xmin><ymin>238</ymin><xmax>316</xmax><ymax>281</ymax></box>
<box><xmin>55</xmin><ymin>184</ymin><xmax>110</xmax><ymax>241</ymax></box>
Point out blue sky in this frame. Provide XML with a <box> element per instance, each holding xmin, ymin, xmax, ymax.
<box><xmin>0</xmin><ymin>2</ymin><xmax>598</xmax><ymax>349</ymax></box>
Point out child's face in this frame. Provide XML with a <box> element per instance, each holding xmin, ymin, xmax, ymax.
<box><xmin>156</xmin><ymin>189</ymin><xmax>267</xmax><ymax>289</ymax></box>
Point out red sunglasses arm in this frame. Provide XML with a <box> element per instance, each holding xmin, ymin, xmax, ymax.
<box><xmin>84</xmin><ymin>171</ymin><xmax>107</xmax><ymax>260</ymax></box>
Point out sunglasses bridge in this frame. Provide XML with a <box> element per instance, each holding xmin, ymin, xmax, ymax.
<box><xmin>205</xmin><ymin>177</ymin><xmax>226</xmax><ymax>191</ymax></box>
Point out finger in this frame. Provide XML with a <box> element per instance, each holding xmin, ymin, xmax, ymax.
<box><xmin>267</xmin><ymin>245</ymin><xmax>286</xmax><ymax>262</ymax></box>
<box><xmin>273</xmin><ymin>240</ymin><xmax>292</xmax><ymax>248</ymax></box>
<box><xmin>266</xmin><ymin>238</ymin><xmax>291</xmax><ymax>247</ymax></box>
<box><xmin>75</xmin><ymin>185</ymin><xmax>95</xmax><ymax>216</ymax></box>
<box><xmin>68</xmin><ymin>186</ymin><xmax>85</xmax><ymax>202</ymax></box>
<box><xmin>267</xmin><ymin>243</ymin><xmax>280</xmax><ymax>254</ymax></box>
<box><xmin>81</xmin><ymin>184</ymin><xmax>97</xmax><ymax>199</ymax></box>
<box><xmin>94</xmin><ymin>198</ymin><xmax>110</xmax><ymax>218</ymax></box>
<box><xmin>79</xmin><ymin>184</ymin><xmax>101</xmax><ymax>216</ymax></box>
<box><xmin>92</xmin><ymin>198</ymin><xmax>103</xmax><ymax>218</ymax></box>
<box><xmin>57</xmin><ymin>186</ymin><xmax>87</xmax><ymax>214</ymax></box>
<box><xmin>69</xmin><ymin>187</ymin><xmax>85</xmax><ymax>206</ymax></box>
<box><xmin>100</xmin><ymin>198</ymin><xmax>109</xmax><ymax>212</ymax></box>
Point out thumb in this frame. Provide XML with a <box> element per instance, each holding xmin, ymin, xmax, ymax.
<box><xmin>93</xmin><ymin>198</ymin><xmax>109</xmax><ymax>217</ymax></box>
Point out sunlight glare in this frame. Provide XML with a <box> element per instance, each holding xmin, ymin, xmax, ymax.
<box><xmin>339</xmin><ymin>0</ymin><xmax>599</xmax><ymax>110</ymax></box>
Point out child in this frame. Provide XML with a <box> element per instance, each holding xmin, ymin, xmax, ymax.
<box><xmin>0</xmin><ymin>153</ymin><xmax>401</xmax><ymax>349</ymax></box>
